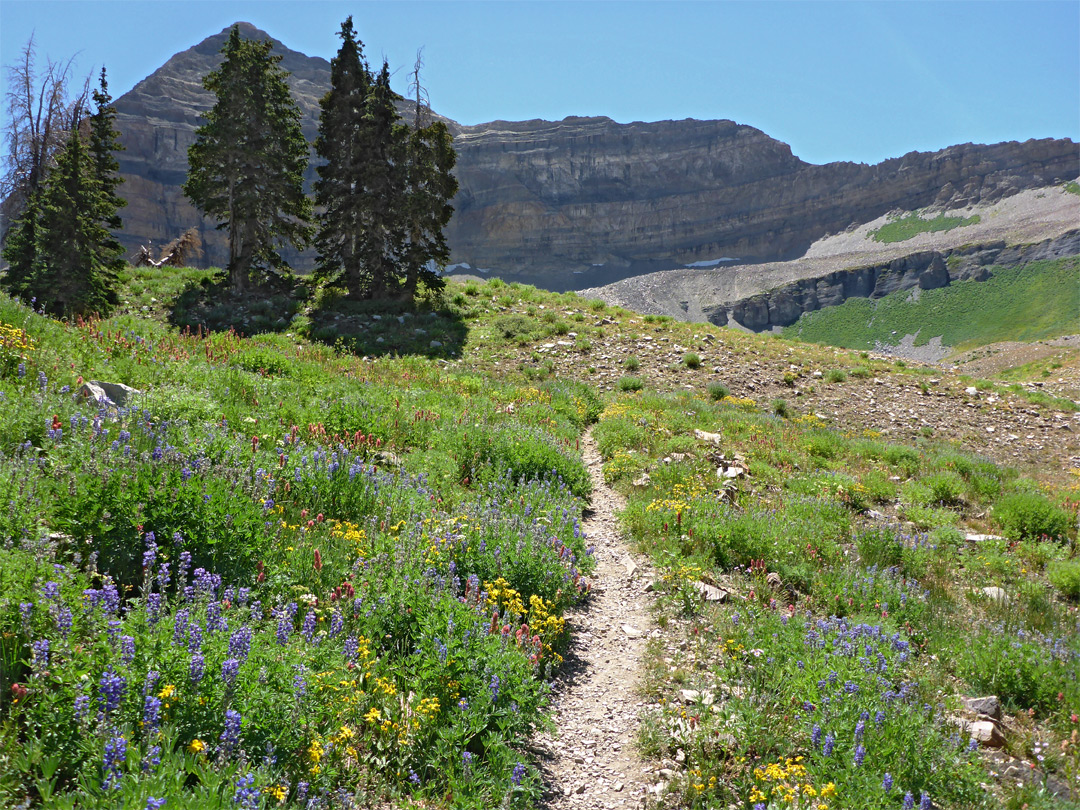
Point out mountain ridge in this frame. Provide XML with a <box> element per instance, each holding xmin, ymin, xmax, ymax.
<box><xmin>108</xmin><ymin>23</ymin><xmax>1079</xmax><ymax>289</ymax></box>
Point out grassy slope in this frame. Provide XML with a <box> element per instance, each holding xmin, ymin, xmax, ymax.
<box><xmin>870</xmin><ymin>212</ymin><xmax>981</xmax><ymax>243</ymax></box>
<box><xmin>783</xmin><ymin>257</ymin><xmax>1080</xmax><ymax>351</ymax></box>
<box><xmin>1</xmin><ymin>270</ymin><xmax>1078</xmax><ymax>809</ymax></box>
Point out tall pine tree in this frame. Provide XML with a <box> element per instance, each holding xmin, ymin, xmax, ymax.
<box><xmin>313</xmin><ymin>18</ymin><xmax>459</xmax><ymax>302</ymax></box>
<box><xmin>184</xmin><ymin>27</ymin><xmax>312</xmax><ymax>293</ymax></box>
<box><xmin>87</xmin><ymin>68</ymin><xmax>126</xmax><ymax>283</ymax></box>
<box><xmin>1</xmin><ymin>69</ymin><xmax>126</xmax><ymax>317</ymax></box>
<box><xmin>24</xmin><ymin>127</ymin><xmax>119</xmax><ymax>316</ymax></box>
<box><xmin>313</xmin><ymin>17</ymin><xmax>372</xmax><ymax>294</ymax></box>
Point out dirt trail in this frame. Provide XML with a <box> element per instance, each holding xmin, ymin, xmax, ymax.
<box><xmin>533</xmin><ymin>429</ymin><xmax>656</xmax><ymax>808</ymax></box>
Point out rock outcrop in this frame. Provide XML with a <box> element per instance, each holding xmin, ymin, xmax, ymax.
<box><xmin>109</xmin><ymin>23</ymin><xmax>1080</xmax><ymax>289</ymax></box>
<box><xmin>707</xmin><ymin>230</ymin><xmax>1080</xmax><ymax>331</ymax></box>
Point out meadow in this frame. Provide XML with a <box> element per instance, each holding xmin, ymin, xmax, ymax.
<box><xmin>782</xmin><ymin>257</ymin><xmax>1080</xmax><ymax>354</ymax></box>
<box><xmin>1</xmin><ymin>268</ymin><xmax>1078</xmax><ymax>809</ymax></box>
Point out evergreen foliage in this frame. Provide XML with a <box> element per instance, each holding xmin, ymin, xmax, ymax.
<box><xmin>0</xmin><ymin>70</ymin><xmax>125</xmax><ymax>318</ymax></box>
<box><xmin>313</xmin><ymin>17</ymin><xmax>372</xmax><ymax>294</ymax></box>
<box><xmin>314</xmin><ymin>18</ymin><xmax>458</xmax><ymax>301</ymax></box>
<box><xmin>183</xmin><ymin>26</ymin><xmax>312</xmax><ymax>293</ymax></box>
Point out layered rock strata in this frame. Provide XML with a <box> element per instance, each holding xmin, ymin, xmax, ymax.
<box><xmin>107</xmin><ymin>23</ymin><xmax>1080</xmax><ymax>289</ymax></box>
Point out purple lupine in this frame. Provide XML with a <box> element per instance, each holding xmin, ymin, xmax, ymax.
<box><xmin>854</xmin><ymin>718</ymin><xmax>866</xmax><ymax>743</ymax></box>
<box><xmin>177</xmin><ymin>550</ymin><xmax>192</xmax><ymax>587</ymax></box>
<box><xmin>237</xmin><ymin>587</ymin><xmax>250</xmax><ymax>605</ymax></box>
<box><xmin>142</xmin><ymin>745</ymin><xmax>161</xmax><ymax>774</ymax></box>
<box><xmin>219</xmin><ymin>709</ymin><xmax>242</xmax><ymax>757</ymax></box>
<box><xmin>489</xmin><ymin>674</ymin><xmax>500</xmax><ymax>702</ymax></box>
<box><xmin>344</xmin><ymin>635</ymin><xmax>359</xmax><ymax>661</ymax></box>
<box><xmin>42</xmin><ymin>581</ymin><xmax>60</xmax><ymax>601</ymax></box>
<box><xmin>221</xmin><ymin>658</ymin><xmax>240</xmax><ymax>687</ymax></box>
<box><xmin>74</xmin><ymin>693</ymin><xmax>90</xmax><ymax>721</ymax></box>
<box><xmin>158</xmin><ymin>561</ymin><xmax>171</xmax><ymax>591</ymax></box>
<box><xmin>301</xmin><ymin>611</ymin><xmax>317</xmax><ymax>642</ymax></box>
<box><xmin>882</xmin><ymin>773</ymin><xmax>893</xmax><ymax>793</ymax></box>
<box><xmin>190</xmin><ymin>653</ymin><xmax>205</xmax><ymax>684</ymax></box>
<box><xmin>142</xmin><ymin>695</ymin><xmax>161</xmax><ymax>734</ymax></box>
<box><xmin>229</xmin><ymin>626</ymin><xmax>253</xmax><ymax>662</ymax></box>
<box><xmin>120</xmin><ymin>635</ymin><xmax>136</xmax><ymax>666</ymax></box>
<box><xmin>146</xmin><ymin>593</ymin><xmax>164</xmax><ymax>626</ymax></box>
<box><xmin>187</xmin><ymin>621</ymin><xmax>203</xmax><ymax>653</ymax></box>
<box><xmin>249</xmin><ymin>601</ymin><xmax>263</xmax><ymax>623</ymax></box>
<box><xmin>920</xmin><ymin>793</ymin><xmax>932</xmax><ymax>810</ymax></box>
<box><xmin>143</xmin><ymin>670</ymin><xmax>160</xmax><ymax>696</ymax></box>
<box><xmin>811</xmin><ymin>724</ymin><xmax>822</xmax><ymax>748</ymax></box>
<box><xmin>172</xmin><ymin>609</ymin><xmax>190</xmax><ymax>647</ymax></box>
<box><xmin>142</xmin><ymin>534</ymin><xmax>157</xmax><ymax>572</ymax></box>
<box><xmin>98</xmin><ymin>667</ymin><xmax>126</xmax><ymax>715</ymax></box>
<box><xmin>145</xmin><ymin>798</ymin><xmax>166</xmax><ymax>809</ymax></box>
<box><xmin>293</xmin><ymin>669</ymin><xmax>307</xmax><ymax>700</ymax></box>
<box><xmin>30</xmin><ymin>638</ymin><xmax>49</xmax><ymax>669</ymax></box>
<box><xmin>510</xmin><ymin>762</ymin><xmax>527</xmax><ymax>786</ymax></box>
<box><xmin>102</xmin><ymin>734</ymin><xmax>126</xmax><ymax>790</ymax></box>
<box><xmin>206</xmin><ymin>600</ymin><xmax>227</xmax><ymax>633</ymax></box>
<box><xmin>106</xmin><ymin>619</ymin><xmax>122</xmax><ymax>647</ymax></box>
<box><xmin>329</xmin><ymin>610</ymin><xmax>343</xmax><ymax>638</ymax></box>
<box><xmin>102</xmin><ymin>579</ymin><xmax>120</xmax><ymax>615</ymax></box>
<box><xmin>232</xmin><ymin>772</ymin><xmax>259</xmax><ymax>810</ymax></box>
<box><xmin>276</xmin><ymin>615</ymin><xmax>291</xmax><ymax>646</ymax></box>
<box><xmin>903</xmin><ymin>792</ymin><xmax>915</xmax><ymax>810</ymax></box>
<box><xmin>853</xmin><ymin>743</ymin><xmax>866</xmax><ymax>767</ymax></box>
<box><xmin>295</xmin><ymin>782</ymin><xmax>309</xmax><ymax>803</ymax></box>
<box><xmin>823</xmin><ymin>732</ymin><xmax>835</xmax><ymax>757</ymax></box>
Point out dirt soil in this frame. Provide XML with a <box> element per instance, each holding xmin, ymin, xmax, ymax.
<box><xmin>533</xmin><ymin>430</ymin><xmax>656</xmax><ymax>808</ymax></box>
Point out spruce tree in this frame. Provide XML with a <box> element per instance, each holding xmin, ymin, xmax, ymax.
<box><xmin>399</xmin><ymin>120</ymin><xmax>458</xmax><ymax>298</ymax></box>
<box><xmin>184</xmin><ymin>26</ymin><xmax>312</xmax><ymax>293</ymax></box>
<box><xmin>354</xmin><ymin>61</ymin><xmax>407</xmax><ymax>300</ymax></box>
<box><xmin>25</xmin><ymin>128</ymin><xmax>119</xmax><ymax>317</ymax></box>
<box><xmin>87</xmin><ymin>68</ymin><xmax>127</xmax><ymax>282</ymax></box>
<box><xmin>313</xmin><ymin>16</ymin><xmax>372</xmax><ymax>294</ymax></box>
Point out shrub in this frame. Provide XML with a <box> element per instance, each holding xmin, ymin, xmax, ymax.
<box><xmin>707</xmin><ymin>382</ymin><xmax>730</xmax><ymax>401</ymax></box>
<box><xmin>824</xmin><ymin>369</ymin><xmax>847</xmax><ymax>383</ymax></box>
<box><xmin>884</xmin><ymin>445</ymin><xmax>921</xmax><ymax>477</ymax></box>
<box><xmin>624</xmin><ymin>356</ymin><xmax>641</xmax><ymax>371</ymax></box>
<box><xmin>849</xmin><ymin>366</ymin><xmax>872</xmax><ymax>379</ymax></box>
<box><xmin>771</xmin><ymin>398</ymin><xmax>794</xmax><ymax>419</ymax></box>
<box><xmin>682</xmin><ymin>352</ymin><xmax>701</xmax><ymax>369</ymax></box>
<box><xmin>857</xmin><ymin>527</ymin><xmax>904</xmax><ymax>569</ymax></box>
<box><xmin>491</xmin><ymin>314</ymin><xmax>538</xmax><ymax>343</ymax></box>
<box><xmin>618</xmin><ymin>376</ymin><xmax>645</xmax><ymax>392</ymax></box>
<box><xmin>994</xmin><ymin>492</ymin><xmax>1071</xmax><ymax>542</ymax></box>
<box><xmin>922</xmin><ymin>471</ymin><xmax>965</xmax><ymax>506</ymax></box>
<box><xmin>1047</xmin><ymin>559</ymin><xmax>1080</xmax><ymax>600</ymax></box>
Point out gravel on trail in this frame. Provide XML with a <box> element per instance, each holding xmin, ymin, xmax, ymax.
<box><xmin>533</xmin><ymin>430</ymin><xmax>657</xmax><ymax>809</ymax></box>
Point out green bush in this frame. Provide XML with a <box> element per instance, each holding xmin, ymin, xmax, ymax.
<box><xmin>884</xmin><ymin>445</ymin><xmax>921</xmax><ymax>477</ymax></box>
<box><xmin>617</xmin><ymin>376</ymin><xmax>645</xmax><ymax>392</ymax></box>
<box><xmin>682</xmin><ymin>352</ymin><xmax>701</xmax><ymax>369</ymax></box>
<box><xmin>771</xmin><ymin>398</ymin><xmax>794</xmax><ymax>419</ymax></box>
<box><xmin>922</xmin><ymin>471</ymin><xmax>965</xmax><ymax>506</ymax></box>
<box><xmin>1046</xmin><ymin>559</ymin><xmax>1080</xmax><ymax>600</ymax></box>
<box><xmin>994</xmin><ymin>492</ymin><xmax>1071</xmax><ymax>542</ymax></box>
<box><xmin>860</xmin><ymin>469</ymin><xmax>898</xmax><ymax>504</ymax></box>
<box><xmin>624</xmin><ymin>356</ymin><xmax>640</xmax><ymax>371</ymax></box>
<box><xmin>824</xmin><ymin>368</ymin><xmax>847</xmax><ymax>383</ymax></box>
<box><xmin>707</xmin><ymin>381</ymin><xmax>730</xmax><ymax>401</ymax></box>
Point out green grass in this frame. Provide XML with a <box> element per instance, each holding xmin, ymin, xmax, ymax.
<box><xmin>1064</xmin><ymin>180</ymin><xmax>1080</xmax><ymax>196</ymax></box>
<box><xmin>783</xmin><ymin>256</ymin><xmax>1080</xmax><ymax>352</ymax></box>
<box><xmin>870</xmin><ymin>212</ymin><xmax>981</xmax><ymax>243</ymax></box>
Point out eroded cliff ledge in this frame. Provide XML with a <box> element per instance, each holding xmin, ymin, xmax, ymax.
<box><xmin>110</xmin><ymin>24</ymin><xmax>1079</xmax><ymax>290</ymax></box>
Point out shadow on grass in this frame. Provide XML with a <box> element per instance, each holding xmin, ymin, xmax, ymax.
<box><xmin>168</xmin><ymin>274</ymin><xmax>468</xmax><ymax>360</ymax></box>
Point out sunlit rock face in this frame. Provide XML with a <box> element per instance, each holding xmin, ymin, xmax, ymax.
<box><xmin>112</xmin><ymin>23</ymin><xmax>1079</xmax><ymax>288</ymax></box>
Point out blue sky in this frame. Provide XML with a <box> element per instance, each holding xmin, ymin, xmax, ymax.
<box><xmin>2</xmin><ymin>1</ymin><xmax>1077</xmax><ymax>166</ymax></box>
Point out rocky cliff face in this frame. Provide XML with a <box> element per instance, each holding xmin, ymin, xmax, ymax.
<box><xmin>710</xmin><ymin>231</ymin><xmax>1080</xmax><ymax>331</ymax></box>
<box><xmin>109</xmin><ymin>24</ymin><xmax>1080</xmax><ymax>288</ymax></box>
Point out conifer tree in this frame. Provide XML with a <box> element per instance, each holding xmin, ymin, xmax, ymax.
<box><xmin>20</xmin><ymin>127</ymin><xmax>119</xmax><ymax>316</ymax></box>
<box><xmin>86</xmin><ymin>68</ymin><xmax>126</xmax><ymax>281</ymax></box>
<box><xmin>355</xmin><ymin>61</ymin><xmax>407</xmax><ymax>300</ymax></box>
<box><xmin>313</xmin><ymin>17</ymin><xmax>372</xmax><ymax>294</ymax></box>
<box><xmin>184</xmin><ymin>27</ymin><xmax>312</xmax><ymax>293</ymax></box>
<box><xmin>399</xmin><ymin>119</ymin><xmax>457</xmax><ymax>298</ymax></box>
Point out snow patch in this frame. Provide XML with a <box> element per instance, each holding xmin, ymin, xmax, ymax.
<box><xmin>684</xmin><ymin>257</ymin><xmax>739</xmax><ymax>268</ymax></box>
